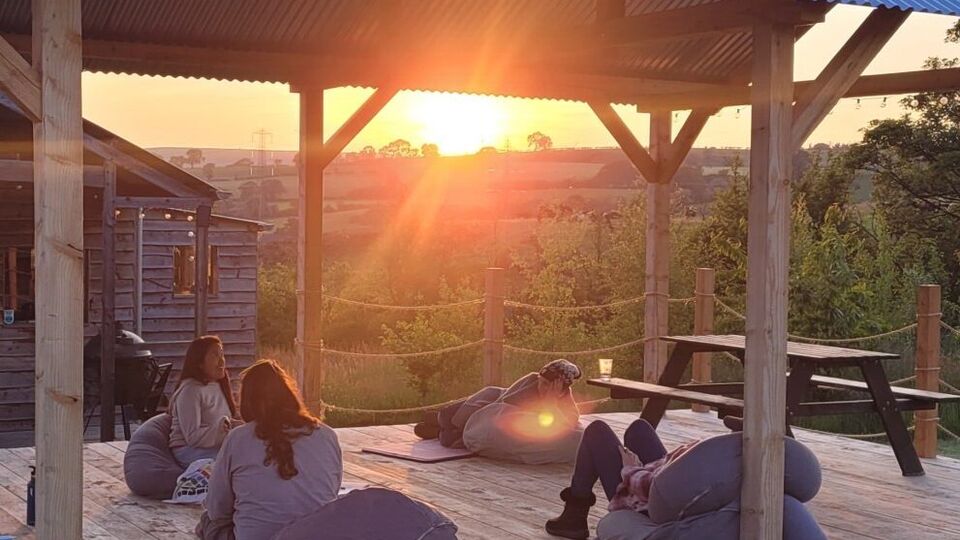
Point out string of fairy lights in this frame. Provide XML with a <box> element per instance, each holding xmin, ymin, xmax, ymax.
<box><xmin>110</xmin><ymin>208</ymin><xmax>199</xmax><ymax>239</ymax></box>
<box><xmin>669</xmin><ymin>92</ymin><xmax>960</xmax><ymax>123</ymax></box>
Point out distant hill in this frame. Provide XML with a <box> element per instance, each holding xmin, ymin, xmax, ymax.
<box><xmin>149</xmin><ymin>147</ymin><xmax>297</xmax><ymax>166</ymax></box>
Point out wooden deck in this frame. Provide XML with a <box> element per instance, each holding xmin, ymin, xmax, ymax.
<box><xmin>2</xmin><ymin>410</ymin><xmax>960</xmax><ymax>539</ymax></box>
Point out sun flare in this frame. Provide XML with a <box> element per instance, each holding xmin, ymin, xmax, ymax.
<box><xmin>406</xmin><ymin>93</ymin><xmax>508</xmax><ymax>155</ymax></box>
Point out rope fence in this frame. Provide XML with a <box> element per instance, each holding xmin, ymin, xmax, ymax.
<box><xmin>942</xmin><ymin>320</ymin><xmax>960</xmax><ymax>338</ymax></box>
<box><xmin>325</xmin><ymin>296</ymin><xmax>483</xmax><ymax>311</ymax></box>
<box><xmin>940</xmin><ymin>423</ymin><xmax>960</xmax><ymax>441</ymax></box>
<box><xmin>300</xmin><ymin>340</ymin><xmax>483</xmax><ymax>358</ymax></box>
<box><xmin>503</xmin><ymin>339</ymin><xmax>645</xmax><ymax>356</ymax></box>
<box><xmin>715</xmin><ymin>297</ymin><xmax>920</xmax><ymax>344</ymax></box>
<box><xmin>800</xmin><ymin>425</ymin><xmax>914</xmax><ymax>440</ymax></box>
<box><xmin>504</xmin><ymin>297</ymin><xmax>644</xmax><ymax>311</ymax></box>
<box><xmin>316</xmin><ymin>396</ymin><xmax>612</xmax><ymax>414</ymax></box>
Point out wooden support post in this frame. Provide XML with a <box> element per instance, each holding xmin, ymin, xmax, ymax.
<box><xmin>32</xmin><ymin>0</ymin><xmax>84</xmax><ymax>537</ymax></box>
<box><xmin>742</xmin><ymin>21</ymin><xmax>794</xmax><ymax>540</ymax></box>
<box><xmin>692</xmin><ymin>268</ymin><xmax>716</xmax><ymax>412</ymax></box>
<box><xmin>7</xmin><ymin>247</ymin><xmax>17</xmax><ymax>310</ymax></box>
<box><xmin>484</xmin><ymin>267</ymin><xmax>505</xmax><ymax>387</ymax></box>
<box><xmin>194</xmin><ymin>204</ymin><xmax>211</xmax><ymax>337</ymax></box>
<box><xmin>298</xmin><ymin>89</ymin><xmax>324</xmax><ymax>405</ymax></box>
<box><xmin>99</xmin><ymin>161</ymin><xmax>117</xmax><ymax>442</ymax></box>
<box><xmin>644</xmin><ymin>110</ymin><xmax>671</xmax><ymax>383</ymax></box>
<box><xmin>915</xmin><ymin>284</ymin><xmax>941</xmax><ymax>458</ymax></box>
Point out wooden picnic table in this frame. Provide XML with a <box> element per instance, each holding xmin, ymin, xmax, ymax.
<box><xmin>589</xmin><ymin>334</ymin><xmax>939</xmax><ymax>476</ymax></box>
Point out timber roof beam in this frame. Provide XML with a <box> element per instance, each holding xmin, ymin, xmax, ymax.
<box><xmin>0</xmin><ymin>34</ymin><xmax>39</xmax><ymax>121</ymax></box>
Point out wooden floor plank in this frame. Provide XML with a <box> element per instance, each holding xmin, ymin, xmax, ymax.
<box><xmin>3</xmin><ymin>412</ymin><xmax>960</xmax><ymax>539</ymax></box>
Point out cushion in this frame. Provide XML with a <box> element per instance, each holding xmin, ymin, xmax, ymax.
<box><xmin>647</xmin><ymin>433</ymin><xmax>821</xmax><ymax>524</ymax></box>
<box><xmin>123</xmin><ymin>413</ymin><xmax>185</xmax><ymax>499</ymax></box>
<box><xmin>598</xmin><ymin>497</ymin><xmax>825</xmax><ymax>540</ymax></box>
<box><xmin>271</xmin><ymin>487</ymin><xmax>458</xmax><ymax>540</ymax></box>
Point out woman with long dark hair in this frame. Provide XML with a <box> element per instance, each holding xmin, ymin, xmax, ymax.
<box><xmin>199</xmin><ymin>360</ymin><xmax>342</xmax><ymax>540</ymax></box>
<box><xmin>168</xmin><ymin>335</ymin><xmax>240</xmax><ymax>467</ymax></box>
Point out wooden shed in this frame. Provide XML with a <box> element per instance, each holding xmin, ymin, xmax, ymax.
<box><xmin>0</xmin><ymin>96</ymin><xmax>268</xmax><ymax>447</ymax></box>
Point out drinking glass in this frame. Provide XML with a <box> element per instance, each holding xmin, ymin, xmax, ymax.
<box><xmin>598</xmin><ymin>358</ymin><xmax>613</xmax><ymax>381</ymax></box>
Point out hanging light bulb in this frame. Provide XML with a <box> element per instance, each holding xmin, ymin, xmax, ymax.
<box><xmin>187</xmin><ymin>230</ymin><xmax>195</xmax><ymax>238</ymax></box>
<box><xmin>940</xmin><ymin>96</ymin><xmax>950</xmax><ymax>105</ymax></box>
<box><xmin>139</xmin><ymin>212</ymin><xmax>146</xmax><ymax>219</ymax></box>
<box><xmin>880</xmin><ymin>97</ymin><xmax>887</xmax><ymax>108</ymax></box>
<box><xmin>164</xmin><ymin>212</ymin><xmax>172</xmax><ymax>220</ymax></box>
<box><xmin>910</xmin><ymin>99</ymin><xmax>920</xmax><ymax>108</ymax></box>
<box><xmin>735</xmin><ymin>108</ymin><xmax>741</xmax><ymax>119</ymax></box>
<box><xmin>856</xmin><ymin>99</ymin><xmax>862</xmax><ymax>110</ymax></box>
<box><xmin>187</xmin><ymin>215</ymin><xmax>194</xmax><ymax>222</ymax></box>
<box><xmin>114</xmin><ymin>209</ymin><xmax>121</xmax><ymax>218</ymax></box>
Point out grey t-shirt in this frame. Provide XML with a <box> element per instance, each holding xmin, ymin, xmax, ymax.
<box><xmin>204</xmin><ymin>421</ymin><xmax>342</xmax><ymax>540</ymax></box>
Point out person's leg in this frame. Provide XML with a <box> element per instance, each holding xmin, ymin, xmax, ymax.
<box><xmin>173</xmin><ymin>446</ymin><xmax>219</xmax><ymax>469</ymax></box>
<box><xmin>451</xmin><ymin>386</ymin><xmax>503</xmax><ymax>429</ymax></box>
<box><xmin>547</xmin><ymin>420</ymin><xmax>619</xmax><ymax>539</ymax></box>
<box><xmin>569</xmin><ymin>420</ymin><xmax>626</xmax><ymax>500</ymax></box>
<box><xmin>437</xmin><ymin>399</ymin><xmax>466</xmax><ymax>430</ymax></box>
<box><xmin>622</xmin><ymin>419</ymin><xmax>667</xmax><ymax>464</ymax></box>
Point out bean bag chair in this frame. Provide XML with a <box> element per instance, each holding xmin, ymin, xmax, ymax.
<box><xmin>462</xmin><ymin>401</ymin><xmax>585</xmax><ymax>465</ymax></box>
<box><xmin>597</xmin><ymin>433</ymin><xmax>826</xmax><ymax>540</ymax></box>
<box><xmin>123</xmin><ymin>413</ymin><xmax>185</xmax><ymax>499</ymax></box>
<box><xmin>271</xmin><ymin>487</ymin><xmax>458</xmax><ymax>540</ymax></box>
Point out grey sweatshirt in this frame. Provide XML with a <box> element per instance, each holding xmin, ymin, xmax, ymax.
<box><xmin>204</xmin><ymin>421</ymin><xmax>342</xmax><ymax>540</ymax></box>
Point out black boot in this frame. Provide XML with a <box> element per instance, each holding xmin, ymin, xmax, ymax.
<box><xmin>545</xmin><ymin>488</ymin><xmax>595</xmax><ymax>539</ymax></box>
<box><xmin>722</xmin><ymin>415</ymin><xmax>743</xmax><ymax>432</ymax></box>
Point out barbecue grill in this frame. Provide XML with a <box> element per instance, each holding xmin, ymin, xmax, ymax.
<box><xmin>83</xmin><ymin>328</ymin><xmax>171</xmax><ymax>439</ymax></box>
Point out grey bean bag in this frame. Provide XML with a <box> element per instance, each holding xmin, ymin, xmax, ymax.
<box><xmin>123</xmin><ymin>413</ymin><xmax>185</xmax><ymax>499</ymax></box>
<box><xmin>597</xmin><ymin>433</ymin><xmax>826</xmax><ymax>540</ymax></box>
<box><xmin>271</xmin><ymin>487</ymin><xmax>458</xmax><ymax>540</ymax></box>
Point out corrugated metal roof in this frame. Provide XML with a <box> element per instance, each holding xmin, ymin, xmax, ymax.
<box><xmin>0</xmin><ymin>0</ymin><xmax>956</xmax><ymax>101</ymax></box>
<box><xmin>830</xmin><ymin>0</ymin><xmax>960</xmax><ymax>15</ymax></box>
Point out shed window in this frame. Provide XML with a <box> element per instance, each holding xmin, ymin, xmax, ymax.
<box><xmin>1</xmin><ymin>247</ymin><xmax>35</xmax><ymax>322</ymax></box>
<box><xmin>173</xmin><ymin>245</ymin><xmax>218</xmax><ymax>296</ymax></box>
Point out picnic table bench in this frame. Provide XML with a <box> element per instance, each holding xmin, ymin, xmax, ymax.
<box><xmin>588</xmin><ymin>334</ymin><xmax>960</xmax><ymax>477</ymax></box>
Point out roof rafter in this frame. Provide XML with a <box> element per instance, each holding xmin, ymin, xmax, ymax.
<box><xmin>0</xmin><ymin>34</ymin><xmax>39</xmax><ymax>121</ymax></box>
<box><xmin>792</xmin><ymin>7</ymin><xmax>908</xmax><ymax>148</ymax></box>
<box><xmin>588</xmin><ymin>101</ymin><xmax>659</xmax><ymax>183</ymax></box>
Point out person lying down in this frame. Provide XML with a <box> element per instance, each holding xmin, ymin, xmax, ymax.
<box><xmin>415</xmin><ymin>359</ymin><xmax>585</xmax><ymax>464</ymax></box>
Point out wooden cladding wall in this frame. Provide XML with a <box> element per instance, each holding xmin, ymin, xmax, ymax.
<box><xmin>0</xmin><ymin>208</ymin><xmax>261</xmax><ymax>442</ymax></box>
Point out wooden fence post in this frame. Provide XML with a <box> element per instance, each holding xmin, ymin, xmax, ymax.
<box><xmin>692</xmin><ymin>268</ymin><xmax>715</xmax><ymax>412</ymax></box>
<box><xmin>483</xmin><ymin>267</ymin><xmax>505</xmax><ymax>387</ymax></box>
<box><xmin>100</xmin><ymin>160</ymin><xmax>117</xmax><ymax>442</ymax></box>
<box><xmin>915</xmin><ymin>284</ymin><xmax>941</xmax><ymax>458</ymax></box>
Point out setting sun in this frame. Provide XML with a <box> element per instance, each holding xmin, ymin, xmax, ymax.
<box><xmin>405</xmin><ymin>93</ymin><xmax>508</xmax><ymax>155</ymax></box>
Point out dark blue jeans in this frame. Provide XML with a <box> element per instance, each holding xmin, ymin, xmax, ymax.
<box><xmin>570</xmin><ymin>419</ymin><xmax>667</xmax><ymax>501</ymax></box>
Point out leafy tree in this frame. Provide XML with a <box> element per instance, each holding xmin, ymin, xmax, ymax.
<box><xmin>421</xmin><ymin>143</ymin><xmax>440</xmax><ymax>158</ymax></box>
<box><xmin>378</xmin><ymin>139</ymin><xmax>417</xmax><ymax>158</ymax></box>
<box><xmin>202</xmin><ymin>162</ymin><xmax>216</xmax><ymax>180</ymax></box>
<box><xmin>526</xmin><ymin>131</ymin><xmax>553</xmax><ymax>151</ymax></box>
<box><xmin>359</xmin><ymin>146</ymin><xmax>377</xmax><ymax>159</ymax></box>
<box><xmin>846</xmin><ymin>43</ymin><xmax>960</xmax><ymax>293</ymax></box>
<box><xmin>260</xmin><ymin>178</ymin><xmax>286</xmax><ymax>201</ymax></box>
<box><xmin>185</xmin><ymin>148</ymin><xmax>204</xmax><ymax>168</ymax></box>
<box><xmin>258</xmin><ymin>263</ymin><xmax>297</xmax><ymax>348</ymax></box>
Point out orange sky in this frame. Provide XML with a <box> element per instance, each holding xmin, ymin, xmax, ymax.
<box><xmin>81</xmin><ymin>6</ymin><xmax>960</xmax><ymax>156</ymax></box>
